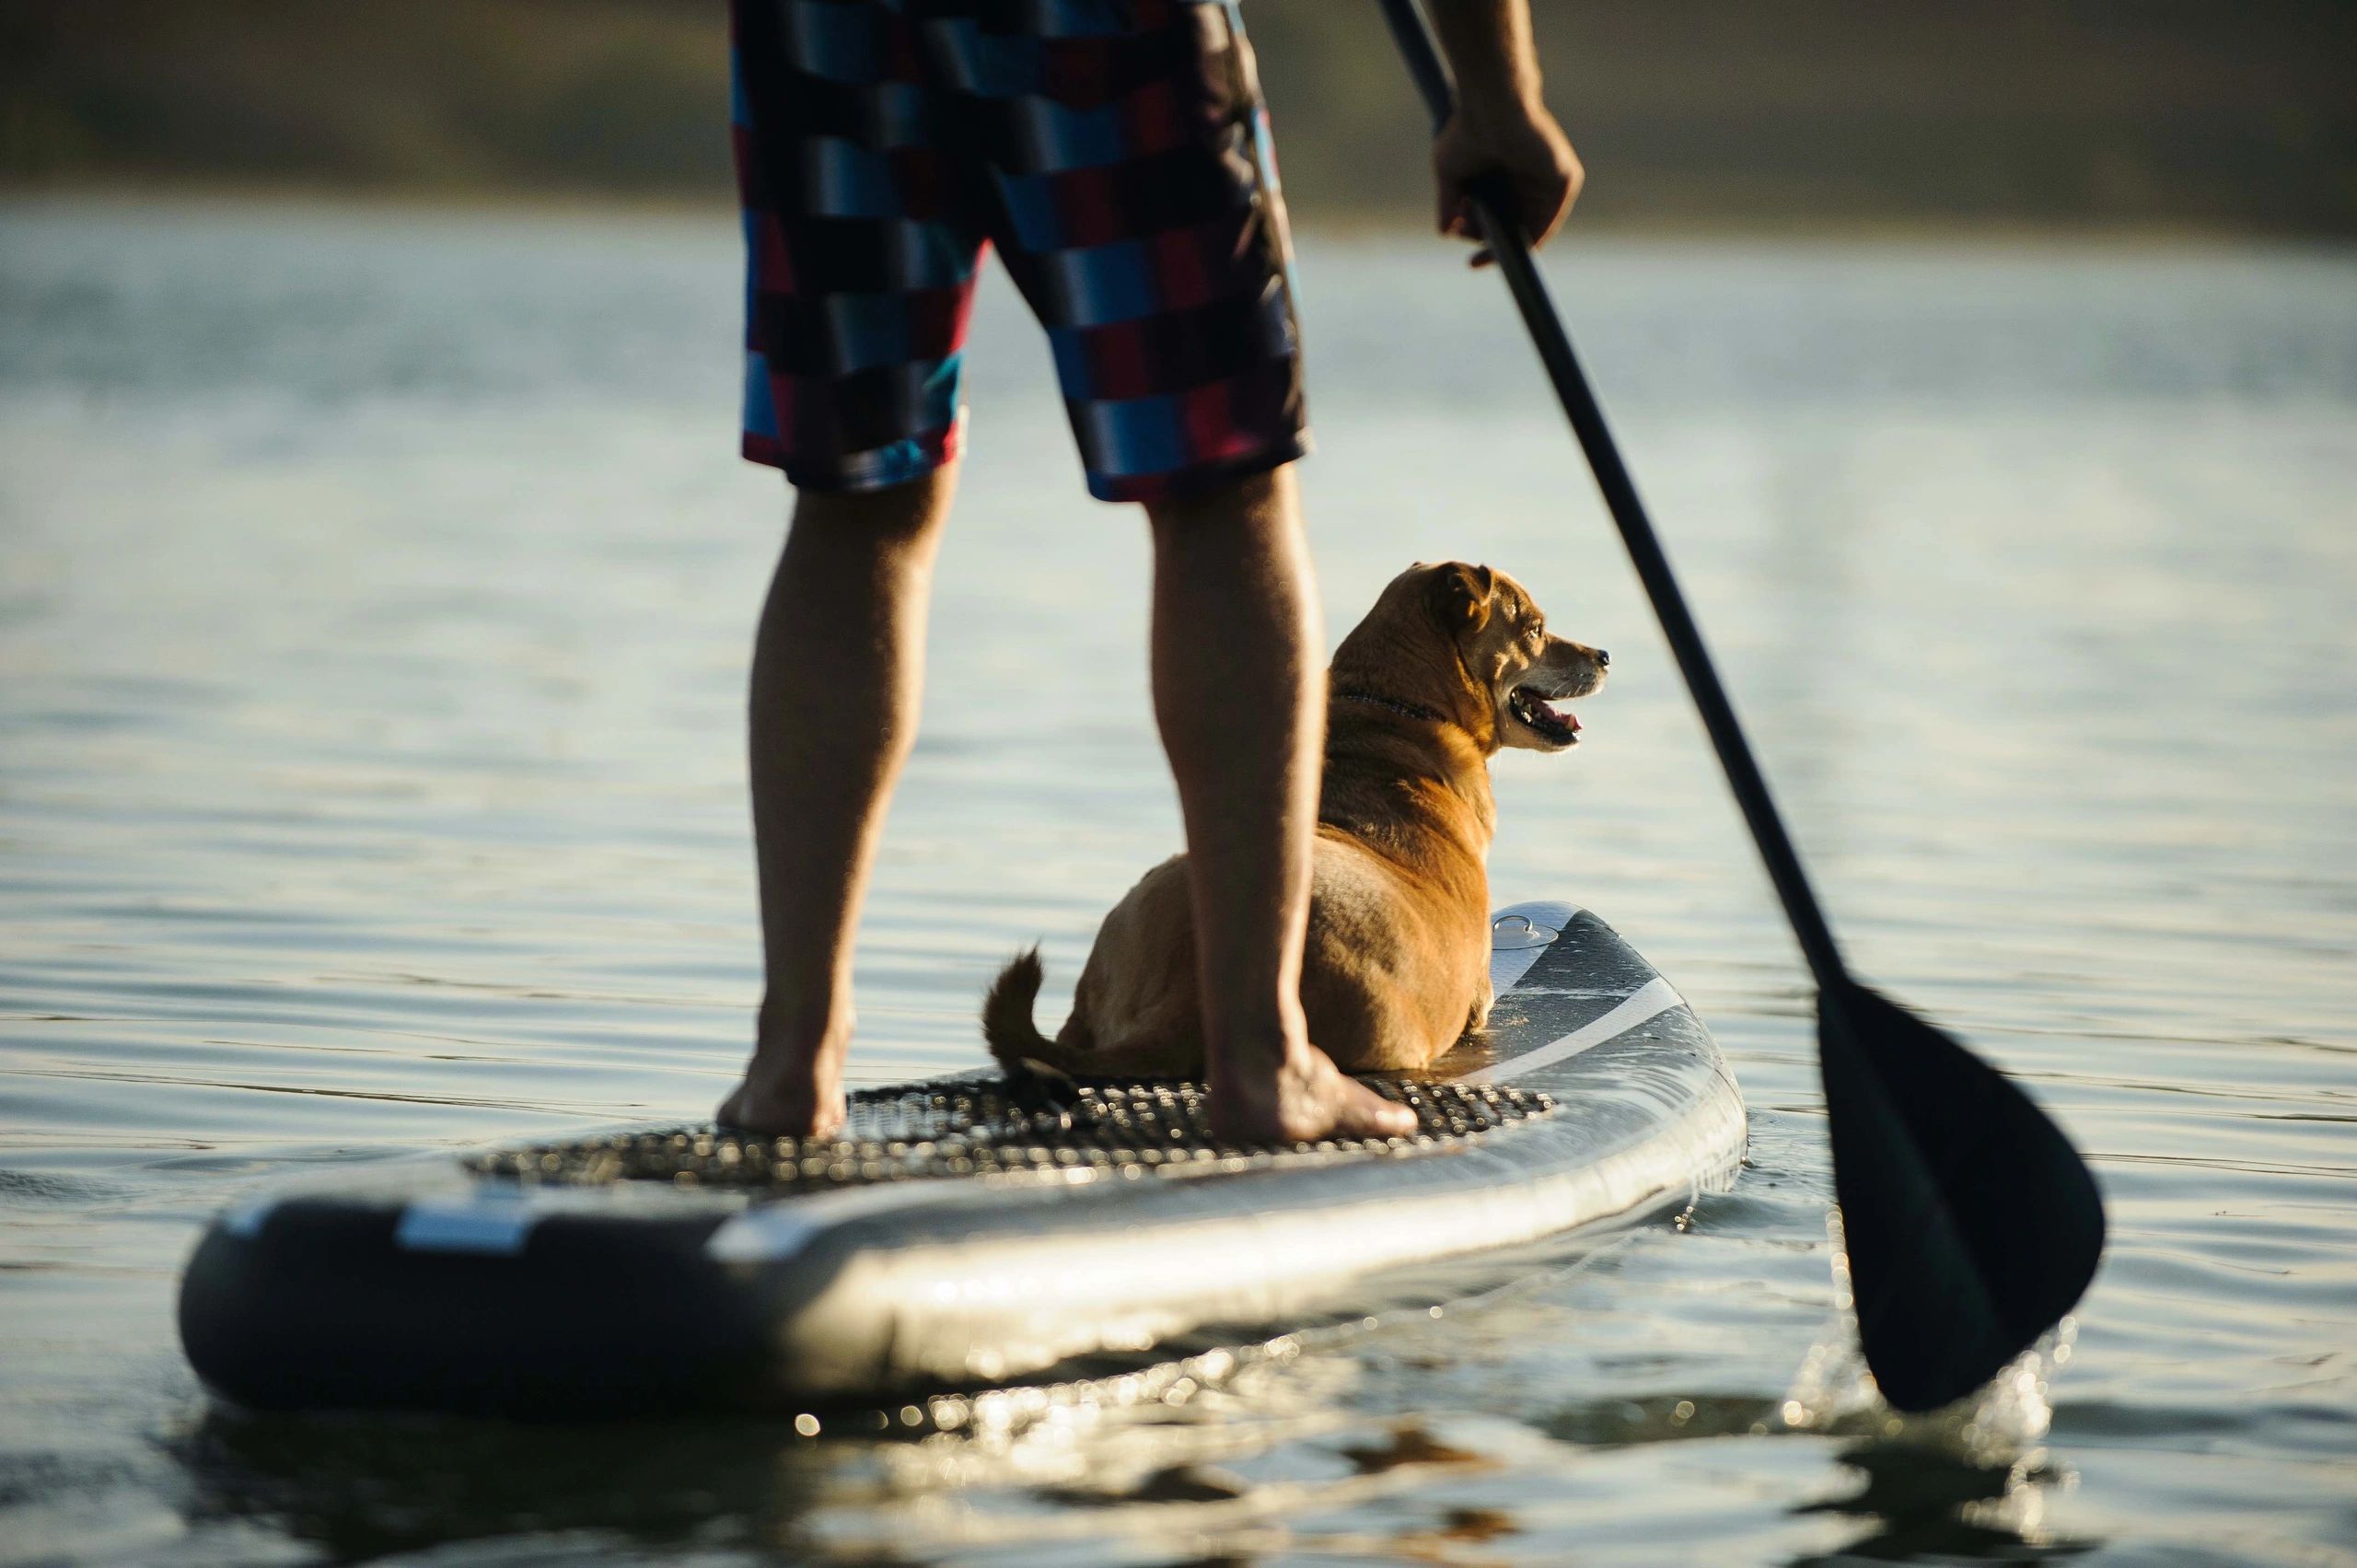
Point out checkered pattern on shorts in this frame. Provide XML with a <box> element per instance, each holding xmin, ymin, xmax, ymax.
<box><xmin>731</xmin><ymin>0</ymin><xmax>1309</xmax><ymax>503</ymax></box>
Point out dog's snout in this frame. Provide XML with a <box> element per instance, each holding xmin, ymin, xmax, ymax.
<box><xmin>1594</xmin><ymin>648</ymin><xmax>1608</xmax><ymax>668</ymax></box>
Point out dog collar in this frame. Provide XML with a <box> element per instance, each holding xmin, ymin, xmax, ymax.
<box><xmin>1333</xmin><ymin>689</ymin><xmax>1447</xmax><ymax>725</ymax></box>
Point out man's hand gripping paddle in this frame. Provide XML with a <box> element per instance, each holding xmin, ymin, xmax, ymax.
<box><xmin>1378</xmin><ymin>0</ymin><xmax>2104</xmax><ymax>1412</ymax></box>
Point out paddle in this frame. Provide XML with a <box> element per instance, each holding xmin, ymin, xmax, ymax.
<box><xmin>1376</xmin><ymin>0</ymin><xmax>2105</xmax><ymax>1413</ymax></box>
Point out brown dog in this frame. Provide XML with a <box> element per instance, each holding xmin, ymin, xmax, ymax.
<box><xmin>983</xmin><ymin>562</ymin><xmax>1607</xmax><ymax>1078</ymax></box>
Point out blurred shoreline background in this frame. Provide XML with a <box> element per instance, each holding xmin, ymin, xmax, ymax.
<box><xmin>4</xmin><ymin>0</ymin><xmax>2352</xmax><ymax>237</ymax></box>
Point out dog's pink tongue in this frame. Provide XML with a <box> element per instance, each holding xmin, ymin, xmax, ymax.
<box><xmin>1556</xmin><ymin>704</ymin><xmax>1581</xmax><ymax>732</ymax></box>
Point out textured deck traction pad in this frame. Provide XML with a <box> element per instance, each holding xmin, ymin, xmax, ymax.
<box><xmin>470</xmin><ymin>1076</ymin><xmax>1559</xmax><ymax>1192</ymax></box>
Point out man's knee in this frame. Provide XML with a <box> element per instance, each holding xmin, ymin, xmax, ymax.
<box><xmin>786</xmin><ymin>470</ymin><xmax>953</xmax><ymax>564</ymax></box>
<box><xmin>1143</xmin><ymin>462</ymin><xmax>1300</xmax><ymax>546</ymax></box>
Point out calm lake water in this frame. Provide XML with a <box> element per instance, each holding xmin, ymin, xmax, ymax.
<box><xmin>1</xmin><ymin>201</ymin><xmax>2351</xmax><ymax>1566</ymax></box>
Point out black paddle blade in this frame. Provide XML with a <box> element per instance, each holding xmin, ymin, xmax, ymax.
<box><xmin>1817</xmin><ymin>978</ymin><xmax>2106</xmax><ymax>1413</ymax></box>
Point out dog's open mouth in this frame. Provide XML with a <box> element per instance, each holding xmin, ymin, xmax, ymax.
<box><xmin>1508</xmin><ymin>686</ymin><xmax>1581</xmax><ymax>744</ymax></box>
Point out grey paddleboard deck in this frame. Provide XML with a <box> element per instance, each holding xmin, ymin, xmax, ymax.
<box><xmin>178</xmin><ymin>901</ymin><xmax>1747</xmax><ymax>1414</ymax></box>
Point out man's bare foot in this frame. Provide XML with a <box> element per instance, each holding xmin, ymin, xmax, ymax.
<box><xmin>1208</xmin><ymin>1042</ymin><xmax>1419</xmax><ymax>1144</ymax></box>
<box><xmin>715</xmin><ymin>1073</ymin><xmax>843</xmax><ymax>1139</ymax></box>
<box><xmin>715</xmin><ymin>1024</ymin><xmax>849</xmax><ymax>1139</ymax></box>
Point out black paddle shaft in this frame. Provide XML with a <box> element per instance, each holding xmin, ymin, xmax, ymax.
<box><xmin>1377</xmin><ymin>0</ymin><xmax>1844</xmax><ymax>990</ymax></box>
<box><xmin>1379</xmin><ymin>0</ymin><xmax>2106</xmax><ymax>1414</ymax></box>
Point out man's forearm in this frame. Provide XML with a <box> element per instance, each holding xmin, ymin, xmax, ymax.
<box><xmin>1425</xmin><ymin>0</ymin><xmax>1545</xmax><ymax>118</ymax></box>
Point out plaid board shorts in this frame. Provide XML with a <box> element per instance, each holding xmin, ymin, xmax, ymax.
<box><xmin>730</xmin><ymin>0</ymin><xmax>1309</xmax><ymax>503</ymax></box>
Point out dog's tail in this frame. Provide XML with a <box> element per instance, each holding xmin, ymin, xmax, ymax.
<box><xmin>982</xmin><ymin>947</ymin><xmax>1086</xmax><ymax>1079</ymax></box>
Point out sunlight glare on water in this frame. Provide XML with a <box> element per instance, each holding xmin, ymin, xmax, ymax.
<box><xmin>0</xmin><ymin>202</ymin><xmax>2352</xmax><ymax>1564</ymax></box>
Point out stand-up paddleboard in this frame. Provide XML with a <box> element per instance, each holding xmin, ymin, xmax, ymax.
<box><xmin>180</xmin><ymin>902</ymin><xmax>1745</xmax><ymax>1415</ymax></box>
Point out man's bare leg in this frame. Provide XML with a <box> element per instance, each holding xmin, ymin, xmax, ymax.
<box><xmin>1145</xmin><ymin>466</ymin><xmax>1419</xmax><ymax>1143</ymax></box>
<box><xmin>718</xmin><ymin>464</ymin><xmax>956</xmax><ymax>1137</ymax></box>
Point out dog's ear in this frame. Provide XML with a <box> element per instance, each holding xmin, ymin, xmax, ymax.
<box><xmin>1426</xmin><ymin>563</ymin><xmax>1496</xmax><ymax>633</ymax></box>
